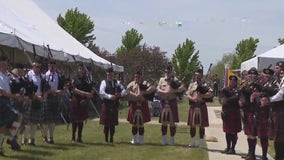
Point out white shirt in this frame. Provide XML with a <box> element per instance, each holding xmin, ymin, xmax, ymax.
<box><xmin>99</xmin><ymin>79</ymin><xmax>126</xmax><ymax>100</ymax></box>
<box><xmin>270</xmin><ymin>76</ymin><xmax>284</xmax><ymax>102</ymax></box>
<box><xmin>45</xmin><ymin>70</ymin><xmax>59</xmax><ymax>91</ymax></box>
<box><xmin>26</xmin><ymin>70</ymin><xmax>42</xmax><ymax>96</ymax></box>
<box><xmin>0</xmin><ymin>71</ymin><xmax>11</xmax><ymax>94</ymax></box>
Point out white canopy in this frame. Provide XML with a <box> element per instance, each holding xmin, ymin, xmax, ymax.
<box><xmin>0</xmin><ymin>0</ymin><xmax>123</xmax><ymax>72</ymax></box>
<box><xmin>241</xmin><ymin>44</ymin><xmax>284</xmax><ymax>71</ymax></box>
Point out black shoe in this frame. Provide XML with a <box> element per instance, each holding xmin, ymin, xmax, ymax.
<box><xmin>42</xmin><ymin>136</ymin><xmax>48</xmax><ymax>143</ymax></box>
<box><xmin>6</xmin><ymin>139</ymin><xmax>11</xmax><ymax>145</ymax></box>
<box><xmin>0</xmin><ymin>150</ymin><xmax>5</xmax><ymax>157</ymax></box>
<box><xmin>222</xmin><ymin>147</ymin><xmax>230</xmax><ymax>154</ymax></box>
<box><xmin>28</xmin><ymin>139</ymin><xmax>36</xmax><ymax>146</ymax></box>
<box><xmin>48</xmin><ymin>140</ymin><xmax>55</xmax><ymax>144</ymax></box>
<box><xmin>10</xmin><ymin>138</ymin><xmax>21</xmax><ymax>151</ymax></box>
<box><xmin>76</xmin><ymin>138</ymin><xmax>83</xmax><ymax>143</ymax></box>
<box><xmin>22</xmin><ymin>138</ymin><xmax>28</xmax><ymax>146</ymax></box>
<box><xmin>227</xmin><ymin>148</ymin><xmax>236</xmax><ymax>154</ymax></box>
<box><xmin>245</xmin><ymin>154</ymin><xmax>256</xmax><ymax>160</ymax></box>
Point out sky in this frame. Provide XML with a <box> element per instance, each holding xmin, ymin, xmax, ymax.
<box><xmin>33</xmin><ymin>0</ymin><xmax>284</xmax><ymax>71</ymax></box>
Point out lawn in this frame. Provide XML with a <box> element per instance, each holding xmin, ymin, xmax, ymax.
<box><xmin>2</xmin><ymin>97</ymin><xmax>209</xmax><ymax>160</ymax></box>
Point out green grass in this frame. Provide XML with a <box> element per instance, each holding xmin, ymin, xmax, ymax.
<box><xmin>2</xmin><ymin>121</ymin><xmax>208</xmax><ymax>160</ymax></box>
<box><xmin>3</xmin><ymin>97</ymin><xmax>275</xmax><ymax>159</ymax></box>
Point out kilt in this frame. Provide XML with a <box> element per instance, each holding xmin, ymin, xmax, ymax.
<box><xmin>43</xmin><ymin>95</ymin><xmax>61</xmax><ymax>123</ymax></box>
<box><xmin>22</xmin><ymin>102</ymin><xmax>31</xmax><ymax>124</ymax></box>
<box><xmin>70</xmin><ymin>97</ymin><xmax>89</xmax><ymax>122</ymax></box>
<box><xmin>0</xmin><ymin>98</ymin><xmax>18</xmax><ymax>128</ymax></box>
<box><xmin>243</xmin><ymin>110</ymin><xmax>257</xmax><ymax>136</ymax></box>
<box><xmin>158</xmin><ymin>99</ymin><xmax>179</xmax><ymax>123</ymax></box>
<box><xmin>127</xmin><ymin>101</ymin><xmax>151</xmax><ymax>124</ymax></box>
<box><xmin>29</xmin><ymin>99</ymin><xmax>44</xmax><ymax>124</ymax></box>
<box><xmin>99</xmin><ymin>100</ymin><xmax>119</xmax><ymax>126</ymax></box>
<box><xmin>187</xmin><ymin>102</ymin><xmax>209</xmax><ymax>127</ymax></box>
<box><xmin>269</xmin><ymin>105</ymin><xmax>284</xmax><ymax>142</ymax></box>
<box><xmin>222</xmin><ymin>108</ymin><xmax>241</xmax><ymax>133</ymax></box>
<box><xmin>256</xmin><ymin>108</ymin><xmax>269</xmax><ymax>138</ymax></box>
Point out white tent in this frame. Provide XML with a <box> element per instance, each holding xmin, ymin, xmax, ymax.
<box><xmin>241</xmin><ymin>44</ymin><xmax>284</xmax><ymax>71</ymax></box>
<box><xmin>0</xmin><ymin>0</ymin><xmax>124</xmax><ymax>72</ymax></box>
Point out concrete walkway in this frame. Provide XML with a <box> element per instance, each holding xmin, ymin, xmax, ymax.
<box><xmin>206</xmin><ymin>106</ymin><xmax>274</xmax><ymax>160</ymax></box>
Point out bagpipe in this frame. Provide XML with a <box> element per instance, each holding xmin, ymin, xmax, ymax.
<box><xmin>168</xmin><ymin>76</ymin><xmax>184</xmax><ymax>100</ymax></box>
<box><xmin>10</xmin><ymin>77</ymin><xmax>38</xmax><ymax>97</ymax></box>
<box><xmin>139</xmin><ymin>80</ymin><xmax>155</xmax><ymax>101</ymax></box>
<box><xmin>196</xmin><ymin>63</ymin><xmax>214</xmax><ymax>102</ymax></box>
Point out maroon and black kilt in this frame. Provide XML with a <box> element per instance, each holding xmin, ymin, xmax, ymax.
<box><xmin>43</xmin><ymin>95</ymin><xmax>61</xmax><ymax>123</ymax></box>
<box><xmin>29</xmin><ymin>99</ymin><xmax>44</xmax><ymax>124</ymax></box>
<box><xmin>70</xmin><ymin>97</ymin><xmax>89</xmax><ymax>122</ymax></box>
<box><xmin>222</xmin><ymin>108</ymin><xmax>242</xmax><ymax>133</ymax></box>
<box><xmin>99</xmin><ymin>100</ymin><xmax>119</xmax><ymax>126</ymax></box>
<box><xmin>269</xmin><ymin>105</ymin><xmax>284</xmax><ymax>142</ymax></box>
<box><xmin>256</xmin><ymin>108</ymin><xmax>269</xmax><ymax>138</ymax></box>
<box><xmin>127</xmin><ymin>101</ymin><xmax>151</xmax><ymax>124</ymax></box>
<box><xmin>243</xmin><ymin>110</ymin><xmax>257</xmax><ymax>136</ymax></box>
<box><xmin>158</xmin><ymin>99</ymin><xmax>179</xmax><ymax>123</ymax></box>
<box><xmin>187</xmin><ymin>102</ymin><xmax>209</xmax><ymax>127</ymax></box>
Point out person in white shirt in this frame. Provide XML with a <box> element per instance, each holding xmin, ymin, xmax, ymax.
<box><xmin>99</xmin><ymin>67</ymin><xmax>126</xmax><ymax>143</ymax></box>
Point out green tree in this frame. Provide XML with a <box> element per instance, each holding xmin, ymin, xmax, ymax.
<box><xmin>231</xmin><ymin>37</ymin><xmax>259</xmax><ymax>69</ymax></box>
<box><xmin>57</xmin><ymin>7</ymin><xmax>95</xmax><ymax>46</ymax></box>
<box><xmin>278</xmin><ymin>38</ymin><xmax>284</xmax><ymax>45</ymax></box>
<box><xmin>172</xmin><ymin>39</ymin><xmax>200</xmax><ymax>87</ymax></box>
<box><xmin>117</xmin><ymin>28</ymin><xmax>143</xmax><ymax>54</ymax></box>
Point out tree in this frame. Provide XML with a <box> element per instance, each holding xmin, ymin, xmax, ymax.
<box><xmin>230</xmin><ymin>37</ymin><xmax>259</xmax><ymax>69</ymax></box>
<box><xmin>172</xmin><ymin>39</ymin><xmax>200</xmax><ymax>87</ymax></box>
<box><xmin>116</xmin><ymin>28</ymin><xmax>143</xmax><ymax>54</ymax></box>
<box><xmin>57</xmin><ymin>7</ymin><xmax>95</xmax><ymax>46</ymax></box>
<box><xmin>116</xmin><ymin>44</ymin><xmax>169</xmax><ymax>84</ymax></box>
<box><xmin>278</xmin><ymin>38</ymin><xmax>284</xmax><ymax>45</ymax></box>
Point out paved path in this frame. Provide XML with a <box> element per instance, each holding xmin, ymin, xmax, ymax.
<box><xmin>206</xmin><ymin>106</ymin><xmax>274</xmax><ymax>160</ymax></box>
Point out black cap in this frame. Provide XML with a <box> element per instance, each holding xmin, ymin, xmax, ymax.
<box><xmin>248</xmin><ymin>67</ymin><xmax>258</xmax><ymax>75</ymax></box>
<box><xmin>135</xmin><ymin>70</ymin><xmax>142</xmax><ymax>75</ymax></box>
<box><xmin>0</xmin><ymin>55</ymin><xmax>8</xmax><ymax>62</ymax></box>
<box><xmin>14</xmin><ymin>63</ymin><xmax>25</xmax><ymax>69</ymax></box>
<box><xmin>263</xmin><ymin>68</ymin><xmax>274</xmax><ymax>76</ymax></box>
<box><xmin>276</xmin><ymin>61</ymin><xmax>284</xmax><ymax>69</ymax></box>
<box><xmin>165</xmin><ymin>65</ymin><xmax>173</xmax><ymax>71</ymax></box>
<box><xmin>48</xmin><ymin>59</ymin><xmax>56</xmax><ymax>64</ymax></box>
<box><xmin>229</xmin><ymin>75</ymin><xmax>238</xmax><ymax>81</ymax></box>
<box><xmin>195</xmin><ymin>68</ymin><xmax>203</xmax><ymax>74</ymax></box>
<box><xmin>106</xmin><ymin>67</ymin><xmax>114</xmax><ymax>73</ymax></box>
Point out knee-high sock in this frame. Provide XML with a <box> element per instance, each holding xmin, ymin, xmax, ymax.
<box><xmin>109</xmin><ymin>125</ymin><xmax>115</xmax><ymax>137</ymax></box>
<box><xmin>23</xmin><ymin>125</ymin><xmax>31</xmax><ymax>139</ymax></box>
<box><xmin>42</xmin><ymin>124</ymin><xmax>48</xmax><ymax>138</ymax></box>
<box><xmin>231</xmin><ymin>133</ymin><xmax>238</xmax><ymax>150</ymax></box>
<box><xmin>161</xmin><ymin>125</ymin><xmax>167</xmax><ymax>136</ymax></box>
<box><xmin>190</xmin><ymin>127</ymin><xmax>196</xmax><ymax>138</ymax></box>
<box><xmin>0</xmin><ymin>134</ymin><xmax>4</xmax><ymax>151</ymax></box>
<box><xmin>9</xmin><ymin>121</ymin><xmax>21</xmax><ymax>140</ymax></box>
<box><xmin>132</xmin><ymin>126</ymin><xmax>138</xmax><ymax>135</ymax></box>
<box><xmin>138</xmin><ymin>127</ymin><xmax>144</xmax><ymax>136</ymax></box>
<box><xmin>104</xmin><ymin>126</ymin><xmax>109</xmax><ymax>142</ymax></box>
<box><xmin>72</xmin><ymin>122</ymin><xmax>78</xmax><ymax>140</ymax></box>
<box><xmin>30</xmin><ymin>124</ymin><xmax>37</xmax><ymax>139</ymax></box>
<box><xmin>199</xmin><ymin>127</ymin><xmax>205</xmax><ymax>139</ymax></box>
<box><xmin>225</xmin><ymin>133</ymin><xmax>231</xmax><ymax>149</ymax></box>
<box><xmin>248</xmin><ymin>138</ymin><xmax>257</xmax><ymax>156</ymax></box>
<box><xmin>77</xmin><ymin>122</ymin><xmax>83</xmax><ymax>139</ymax></box>
<box><xmin>274</xmin><ymin>142</ymin><xmax>281</xmax><ymax>160</ymax></box>
<box><xmin>48</xmin><ymin>123</ymin><xmax>55</xmax><ymax>138</ymax></box>
<box><xmin>260</xmin><ymin>137</ymin><xmax>268</xmax><ymax>158</ymax></box>
<box><xmin>170</xmin><ymin>125</ymin><xmax>176</xmax><ymax>137</ymax></box>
